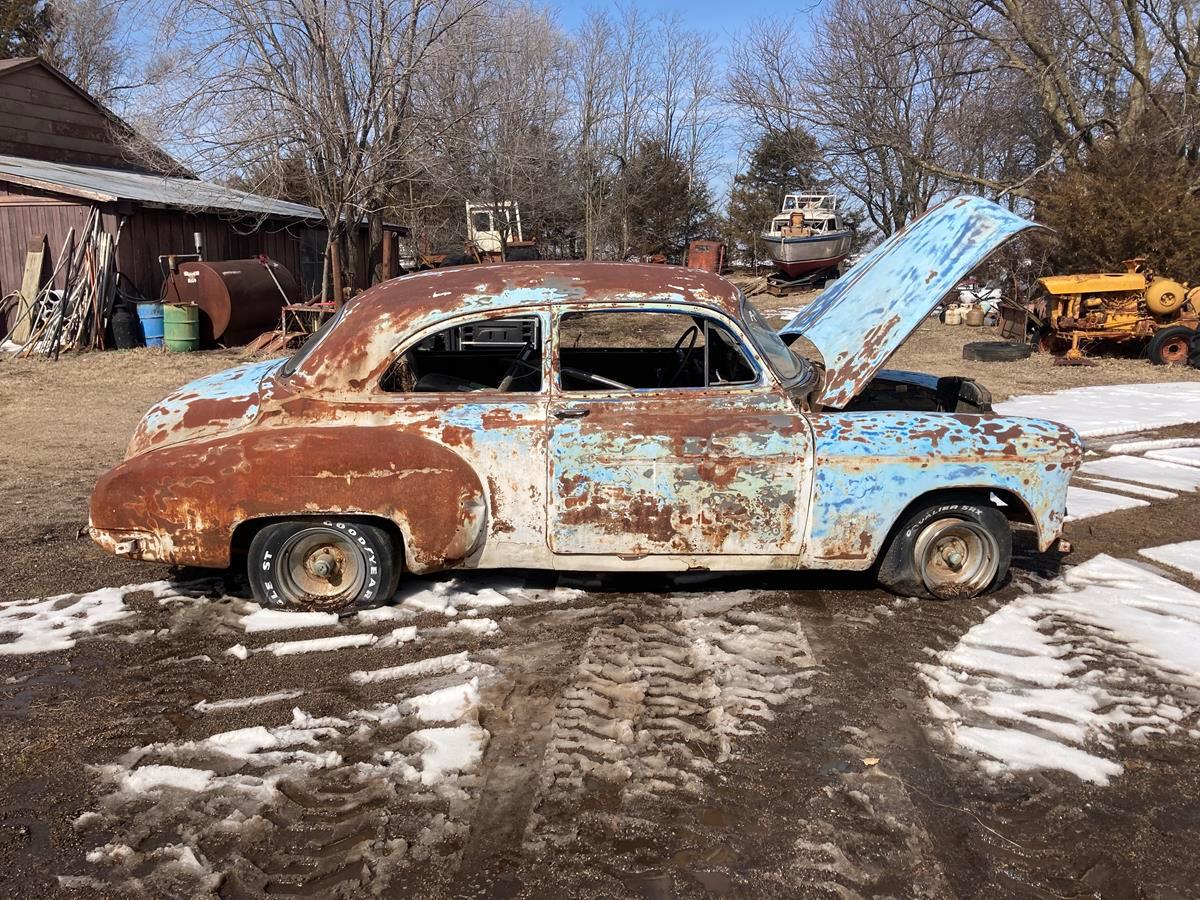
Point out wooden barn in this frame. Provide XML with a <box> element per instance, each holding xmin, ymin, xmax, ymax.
<box><xmin>0</xmin><ymin>58</ymin><xmax>389</xmax><ymax>343</ymax></box>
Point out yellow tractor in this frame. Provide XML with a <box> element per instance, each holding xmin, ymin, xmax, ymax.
<box><xmin>1036</xmin><ymin>259</ymin><xmax>1199</xmax><ymax>365</ymax></box>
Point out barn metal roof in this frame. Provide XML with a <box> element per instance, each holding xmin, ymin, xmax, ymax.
<box><xmin>0</xmin><ymin>153</ymin><xmax>322</xmax><ymax>221</ymax></box>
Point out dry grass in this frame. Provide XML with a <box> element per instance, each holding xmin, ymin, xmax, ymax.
<box><xmin>745</xmin><ymin>284</ymin><xmax>1200</xmax><ymax>402</ymax></box>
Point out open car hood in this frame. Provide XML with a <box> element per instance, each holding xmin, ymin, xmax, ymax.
<box><xmin>780</xmin><ymin>195</ymin><xmax>1043</xmax><ymax>408</ymax></box>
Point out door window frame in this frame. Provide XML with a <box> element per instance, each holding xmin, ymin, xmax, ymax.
<box><xmin>373</xmin><ymin>306</ymin><xmax>552</xmax><ymax>399</ymax></box>
<box><xmin>549</xmin><ymin>303</ymin><xmax>773</xmax><ymax>398</ymax></box>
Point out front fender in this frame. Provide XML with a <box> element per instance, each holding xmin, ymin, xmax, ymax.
<box><xmin>804</xmin><ymin>412</ymin><xmax>1082</xmax><ymax>568</ymax></box>
<box><xmin>89</xmin><ymin>425</ymin><xmax>487</xmax><ymax>573</ymax></box>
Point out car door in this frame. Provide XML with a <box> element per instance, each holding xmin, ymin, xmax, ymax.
<box><xmin>374</xmin><ymin>308</ymin><xmax>551</xmax><ymax>567</ymax></box>
<box><xmin>546</xmin><ymin>305</ymin><xmax>812</xmax><ymax>559</ymax></box>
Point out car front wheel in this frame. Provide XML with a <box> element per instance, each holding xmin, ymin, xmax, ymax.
<box><xmin>877</xmin><ymin>500</ymin><xmax>1011</xmax><ymax>600</ymax></box>
<box><xmin>248</xmin><ymin>519</ymin><xmax>399</xmax><ymax>612</ymax></box>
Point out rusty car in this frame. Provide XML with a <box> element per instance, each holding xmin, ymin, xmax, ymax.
<box><xmin>89</xmin><ymin>195</ymin><xmax>1083</xmax><ymax>612</ymax></box>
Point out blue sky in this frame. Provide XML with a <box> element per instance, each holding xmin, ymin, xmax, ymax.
<box><xmin>552</xmin><ymin>0</ymin><xmax>774</xmax><ymax>37</ymax></box>
<box><xmin>549</xmin><ymin>0</ymin><xmax>823</xmax><ymax>201</ymax></box>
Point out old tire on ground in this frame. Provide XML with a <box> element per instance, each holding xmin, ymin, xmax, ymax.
<box><xmin>248</xmin><ymin>519</ymin><xmax>399</xmax><ymax>613</ymax></box>
<box><xmin>877</xmin><ymin>500</ymin><xmax>1011</xmax><ymax>600</ymax></box>
<box><xmin>962</xmin><ymin>340</ymin><xmax>1033</xmax><ymax>362</ymax></box>
<box><xmin>1190</xmin><ymin>331</ymin><xmax>1200</xmax><ymax>369</ymax></box>
<box><xmin>1147</xmin><ymin>325</ymin><xmax>1195</xmax><ymax>366</ymax></box>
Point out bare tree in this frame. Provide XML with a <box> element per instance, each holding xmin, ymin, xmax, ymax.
<box><xmin>569</xmin><ymin>9</ymin><xmax>616</xmax><ymax>259</ymax></box>
<box><xmin>139</xmin><ymin>0</ymin><xmax>483</xmax><ymax>290</ymax></box>
<box><xmin>41</xmin><ymin>0</ymin><xmax>135</xmax><ymax>105</ymax></box>
<box><xmin>420</xmin><ymin>3</ymin><xmax>574</xmax><ymax>255</ymax></box>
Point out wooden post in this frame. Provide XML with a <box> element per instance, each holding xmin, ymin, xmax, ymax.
<box><xmin>381</xmin><ymin>230</ymin><xmax>396</xmax><ymax>282</ymax></box>
<box><xmin>331</xmin><ymin>239</ymin><xmax>345</xmax><ymax>310</ymax></box>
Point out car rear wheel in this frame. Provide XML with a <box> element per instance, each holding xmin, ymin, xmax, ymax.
<box><xmin>877</xmin><ymin>500</ymin><xmax>1011</xmax><ymax>600</ymax></box>
<box><xmin>248</xmin><ymin>519</ymin><xmax>399</xmax><ymax>612</ymax></box>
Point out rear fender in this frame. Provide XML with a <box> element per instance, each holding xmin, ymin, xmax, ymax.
<box><xmin>89</xmin><ymin>426</ymin><xmax>487</xmax><ymax>573</ymax></box>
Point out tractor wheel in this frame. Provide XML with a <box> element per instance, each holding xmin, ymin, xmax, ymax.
<box><xmin>1147</xmin><ymin>325</ymin><xmax>1195</xmax><ymax>366</ymax></box>
<box><xmin>1190</xmin><ymin>331</ymin><xmax>1200</xmax><ymax>370</ymax></box>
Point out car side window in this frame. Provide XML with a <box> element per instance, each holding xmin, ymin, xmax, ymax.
<box><xmin>381</xmin><ymin>315</ymin><xmax>542</xmax><ymax>393</ymax></box>
<box><xmin>557</xmin><ymin>310</ymin><xmax>757</xmax><ymax>392</ymax></box>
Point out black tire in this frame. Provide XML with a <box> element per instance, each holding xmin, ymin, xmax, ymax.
<box><xmin>1147</xmin><ymin>325</ymin><xmax>1194</xmax><ymax>366</ymax></box>
<box><xmin>877</xmin><ymin>499</ymin><xmax>1012</xmax><ymax>600</ymax></box>
<box><xmin>247</xmin><ymin>518</ymin><xmax>399</xmax><ymax>613</ymax></box>
<box><xmin>1190</xmin><ymin>331</ymin><xmax>1200</xmax><ymax>370</ymax></box>
<box><xmin>961</xmin><ymin>340</ymin><xmax>1033</xmax><ymax>362</ymax></box>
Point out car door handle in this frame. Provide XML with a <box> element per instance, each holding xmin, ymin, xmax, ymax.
<box><xmin>554</xmin><ymin>408</ymin><xmax>590</xmax><ymax>419</ymax></box>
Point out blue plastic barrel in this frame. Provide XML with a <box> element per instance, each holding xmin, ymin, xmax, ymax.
<box><xmin>137</xmin><ymin>302</ymin><xmax>164</xmax><ymax>348</ymax></box>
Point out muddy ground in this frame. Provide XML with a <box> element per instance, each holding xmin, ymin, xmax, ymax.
<box><xmin>2</xmin><ymin>325</ymin><xmax>1200</xmax><ymax>899</ymax></box>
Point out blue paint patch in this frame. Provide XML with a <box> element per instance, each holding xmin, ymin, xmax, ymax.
<box><xmin>805</xmin><ymin>410</ymin><xmax>1082</xmax><ymax>563</ymax></box>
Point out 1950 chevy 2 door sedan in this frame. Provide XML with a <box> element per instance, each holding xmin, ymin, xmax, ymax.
<box><xmin>90</xmin><ymin>196</ymin><xmax>1083</xmax><ymax>612</ymax></box>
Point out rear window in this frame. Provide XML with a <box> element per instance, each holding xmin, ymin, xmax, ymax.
<box><xmin>280</xmin><ymin>306</ymin><xmax>348</xmax><ymax>376</ymax></box>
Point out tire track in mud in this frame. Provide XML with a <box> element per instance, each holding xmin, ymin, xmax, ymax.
<box><xmin>788</xmin><ymin>566</ymin><xmax>1145</xmax><ymax>900</ymax></box>
<box><xmin>767</xmin><ymin>595</ymin><xmax>970</xmax><ymax>900</ymax></box>
<box><xmin>513</xmin><ymin>595</ymin><xmax>817</xmax><ymax>862</ymax></box>
<box><xmin>68</xmin><ymin>586</ymin><xmax>511</xmax><ymax>898</ymax></box>
<box><xmin>33</xmin><ymin>575</ymin><xmax>1006</xmax><ymax>898</ymax></box>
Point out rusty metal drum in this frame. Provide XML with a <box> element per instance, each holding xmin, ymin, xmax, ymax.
<box><xmin>163</xmin><ymin>258</ymin><xmax>300</xmax><ymax>346</ymax></box>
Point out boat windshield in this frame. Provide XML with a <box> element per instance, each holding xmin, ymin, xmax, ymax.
<box><xmin>739</xmin><ymin>293</ymin><xmax>809</xmax><ymax>383</ymax></box>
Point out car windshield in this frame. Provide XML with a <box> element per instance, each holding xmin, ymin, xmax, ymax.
<box><xmin>280</xmin><ymin>305</ymin><xmax>348</xmax><ymax>376</ymax></box>
<box><xmin>739</xmin><ymin>293</ymin><xmax>808</xmax><ymax>382</ymax></box>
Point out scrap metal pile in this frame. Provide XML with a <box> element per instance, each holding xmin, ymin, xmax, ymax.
<box><xmin>4</xmin><ymin>209</ymin><xmax>121</xmax><ymax>359</ymax></box>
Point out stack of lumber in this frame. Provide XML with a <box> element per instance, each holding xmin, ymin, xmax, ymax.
<box><xmin>6</xmin><ymin>210</ymin><xmax>121</xmax><ymax>359</ymax></box>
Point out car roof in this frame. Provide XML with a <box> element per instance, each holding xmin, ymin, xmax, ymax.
<box><xmin>292</xmin><ymin>261</ymin><xmax>745</xmax><ymax>390</ymax></box>
<box><xmin>352</xmin><ymin>260</ymin><xmax>742</xmax><ymax>320</ymax></box>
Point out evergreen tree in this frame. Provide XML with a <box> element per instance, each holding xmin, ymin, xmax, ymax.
<box><xmin>619</xmin><ymin>139</ymin><xmax>716</xmax><ymax>261</ymax></box>
<box><xmin>726</xmin><ymin>128</ymin><xmax>824</xmax><ymax>267</ymax></box>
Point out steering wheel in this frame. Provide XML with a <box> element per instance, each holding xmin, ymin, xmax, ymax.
<box><xmin>665</xmin><ymin>325</ymin><xmax>700</xmax><ymax>387</ymax></box>
<box><xmin>559</xmin><ymin>366</ymin><xmax>633</xmax><ymax>391</ymax></box>
<box><xmin>498</xmin><ymin>342</ymin><xmax>538</xmax><ymax>392</ymax></box>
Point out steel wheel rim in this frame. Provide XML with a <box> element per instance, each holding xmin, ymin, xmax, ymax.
<box><xmin>913</xmin><ymin>517</ymin><xmax>998</xmax><ymax>598</ymax></box>
<box><xmin>277</xmin><ymin>527</ymin><xmax>366</xmax><ymax>609</ymax></box>
<box><xmin>1160</xmin><ymin>336</ymin><xmax>1189</xmax><ymax>365</ymax></box>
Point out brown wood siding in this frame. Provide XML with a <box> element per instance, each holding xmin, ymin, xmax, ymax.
<box><xmin>0</xmin><ymin>183</ymin><xmax>93</xmax><ymax>298</ymax></box>
<box><xmin>0</xmin><ymin>182</ymin><xmax>318</xmax><ymax>308</ymax></box>
<box><xmin>0</xmin><ymin>66</ymin><xmax>159</xmax><ymax>173</ymax></box>
<box><xmin>113</xmin><ymin>208</ymin><xmax>312</xmax><ymax>302</ymax></box>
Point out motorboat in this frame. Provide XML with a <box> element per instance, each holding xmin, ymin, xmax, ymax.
<box><xmin>761</xmin><ymin>193</ymin><xmax>852</xmax><ymax>279</ymax></box>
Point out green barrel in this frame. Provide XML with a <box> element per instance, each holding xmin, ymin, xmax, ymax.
<box><xmin>163</xmin><ymin>303</ymin><xmax>200</xmax><ymax>352</ymax></box>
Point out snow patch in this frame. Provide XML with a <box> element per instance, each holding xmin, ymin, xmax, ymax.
<box><xmin>994</xmin><ymin>383</ymin><xmax>1200</xmax><ymax>437</ymax></box>
<box><xmin>1073</xmin><ymin>476</ymin><xmax>1177</xmax><ymax>500</ymax></box>
<box><xmin>407</xmin><ymin>678</ymin><xmax>480</xmax><ymax>723</ymax></box>
<box><xmin>257</xmin><ymin>633</ymin><xmax>376</xmax><ymax>656</ymax></box>
<box><xmin>1065</xmin><ymin>485</ymin><xmax>1148</xmax><ymax>521</ymax></box>
<box><xmin>193</xmin><ymin>690</ymin><xmax>305</xmax><ymax>713</ymax></box>
<box><xmin>921</xmin><ymin>555</ymin><xmax>1200</xmax><ymax>786</ymax></box>
<box><xmin>1145</xmin><ymin>446</ymin><xmax>1200</xmax><ymax>469</ymax></box>
<box><xmin>1106</xmin><ymin>436</ymin><xmax>1200</xmax><ymax>455</ymax></box>
<box><xmin>241</xmin><ymin>608</ymin><xmax>339</xmax><ymax>633</ymax></box>
<box><xmin>120</xmin><ymin>765</ymin><xmax>215</xmax><ymax>793</ymax></box>
<box><xmin>443</xmin><ymin>618</ymin><xmax>500</xmax><ymax>636</ymax></box>
<box><xmin>1139</xmin><ymin>541</ymin><xmax>1200</xmax><ymax>580</ymax></box>
<box><xmin>349</xmin><ymin>651</ymin><xmax>473</xmax><ymax>686</ymax></box>
<box><xmin>403</xmin><ymin>724</ymin><xmax>488</xmax><ymax>785</ymax></box>
<box><xmin>1078</xmin><ymin>455</ymin><xmax>1200</xmax><ymax>491</ymax></box>
<box><xmin>0</xmin><ymin>585</ymin><xmax>137</xmax><ymax>655</ymax></box>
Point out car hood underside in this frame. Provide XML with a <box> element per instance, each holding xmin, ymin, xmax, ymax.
<box><xmin>780</xmin><ymin>195</ymin><xmax>1044</xmax><ymax>408</ymax></box>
